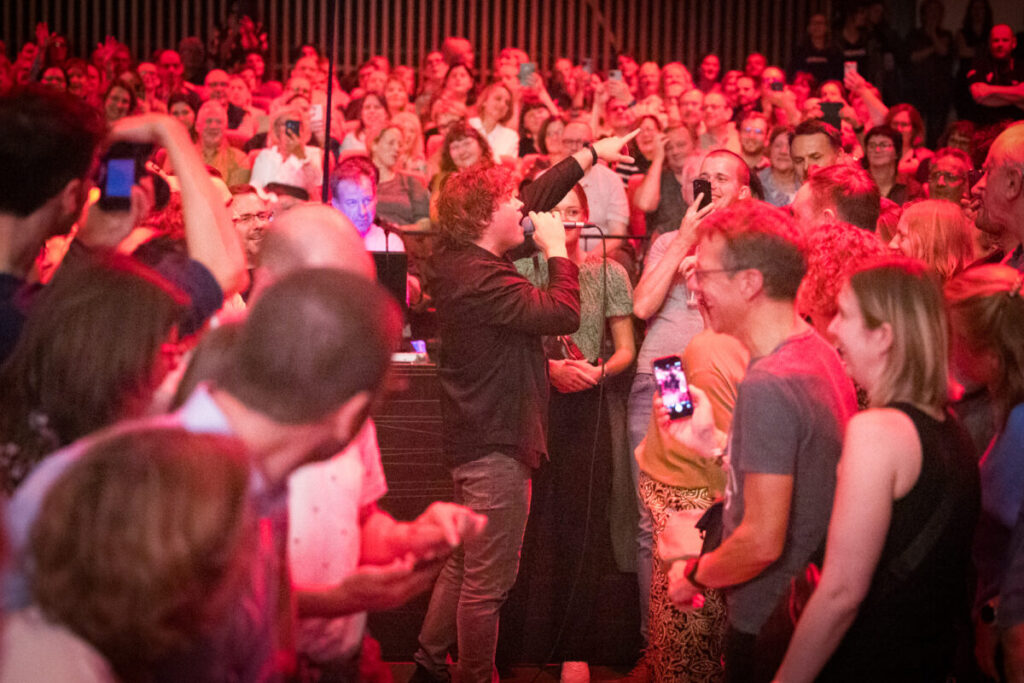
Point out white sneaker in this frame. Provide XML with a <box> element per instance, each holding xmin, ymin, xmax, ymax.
<box><xmin>560</xmin><ymin>661</ymin><xmax>590</xmax><ymax>683</ymax></box>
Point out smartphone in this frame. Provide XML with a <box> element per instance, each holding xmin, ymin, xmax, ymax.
<box><xmin>653</xmin><ymin>355</ymin><xmax>694</xmax><ymax>420</ymax></box>
<box><xmin>97</xmin><ymin>142</ymin><xmax>153</xmax><ymax>212</ymax></box>
<box><xmin>581</xmin><ymin>58</ymin><xmax>593</xmax><ymax>75</ymax></box>
<box><xmin>844</xmin><ymin>60</ymin><xmax>858</xmax><ymax>78</ymax></box>
<box><xmin>693</xmin><ymin>178</ymin><xmax>713</xmax><ymax>210</ymax></box>
<box><xmin>609</xmin><ymin>69</ymin><xmax>623</xmax><ymax>82</ymax></box>
<box><xmin>770</xmin><ymin>80</ymin><xmax>784</xmax><ymax>92</ymax></box>
<box><xmin>519</xmin><ymin>62</ymin><xmax>536</xmax><ymax>87</ymax></box>
<box><xmin>820</xmin><ymin>101</ymin><xmax>842</xmax><ymax>132</ymax></box>
<box><xmin>285</xmin><ymin>119</ymin><xmax>301</xmax><ymax>136</ymax></box>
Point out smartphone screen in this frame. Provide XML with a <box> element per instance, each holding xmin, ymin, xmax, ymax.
<box><xmin>519</xmin><ymin>62</ymin><xmax>536</xmax><ymax>87</ymax></box>
<box><xmin>693</xmin><ymin>178</ymin><xmax>713</xmax><ymax>210</ymax></box>
<box><xmin>844</xmin><ymin>61</ymin><xmax>858</xmax><ymax>78</ymax></box>
<box><xmin>285</xmin><ymin>119</ymin><xmax>300</xmax><ymax>136</ymax></box>
<box><xmin>105</xmin><ymin>158</ymin><xmax>135</xmax><ymax>198</ymax></box>
<box><xmin>653</xmin><ymin>355</ymin><xmax>694</xmax><ymax>420</ymax></box>
<box><xmin>820</xmin><ymin>102</ymin><xmax>842</xmax><ymax>132</ymax></box>
<box><xmin>609</xmin><ymin>69</ymin><xmax>623</xmax><ymax>82</ymax></box>
<box><xmin>770</xmin><ymin>81</ymin><xmax>784</xmax><ymax>92</ymax></box>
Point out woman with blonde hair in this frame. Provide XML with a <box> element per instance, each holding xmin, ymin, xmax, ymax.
<box><xmin>775</xmin><ymin>258</ymin><xmax>980</xmax><ymax>682</ymax></box>
<box><xmin>888</xmin><ymin>199</ymin><xmax>975</xmax><ymax>282</ymax></box>
<box><xmin>249</xmin><ymin>103</ymin><xmax>323</xmax><ymax>197</ymax></box>
<box><xmin>946</xmin><ymin>265</ymin><xmax>1024</xmax><ymax>680</ymax></box>
<box><xmin>469</xmin><ymin>81</ymin><xmax>519</xmax><ymax>164</ymax></box>
<box><xmin>390</xmin><ymin>110</ymin><xmax>428</xmax><ymax>178</ymax></box>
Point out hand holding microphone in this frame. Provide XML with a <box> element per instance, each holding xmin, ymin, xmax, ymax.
<box><xmin>526</xmin><ymin>211</ymin><xmax>568</xmax><ymax>260</ymax></box>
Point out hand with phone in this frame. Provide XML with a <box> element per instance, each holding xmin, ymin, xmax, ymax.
<box><xmin>653</xmin><ymin>376</ymin><xmax>724</xmax><ymax>460</ymax></box>
<box><xmin>282</xmin><ymin>119</ymin><xmax>306</xmax><ymax>159</ymax></box>
<box><xmin>653</xmin><ymin>355</ymin><xmax>694</xmax><ymax>420</ymax></box>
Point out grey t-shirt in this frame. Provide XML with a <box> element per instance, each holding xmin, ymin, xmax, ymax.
<box><xmin>635</xmin><ymin>231</ymin><xmax>704</xmax><ymax>373</ymax></box>
<box><xmin>723</xmin><ymin>328</ymin><xmax>857</xmax><ymax>634</ymax></box>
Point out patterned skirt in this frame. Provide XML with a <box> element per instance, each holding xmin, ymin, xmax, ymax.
<box><xmin>639</xmin><ymin>471</ymin><xmax>726</xmax><ymax>682</ymax></box>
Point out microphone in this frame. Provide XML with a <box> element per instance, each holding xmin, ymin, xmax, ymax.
<box><xmin>520</xmin><ymin>216</ymin><xmax>596</xmax><ymax>236</ymax></box>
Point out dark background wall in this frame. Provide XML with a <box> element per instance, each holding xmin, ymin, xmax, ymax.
<box><xmin>2</xmin><ymin>0</ymin><xmax>832</xmax><ymax>80</ymax></box>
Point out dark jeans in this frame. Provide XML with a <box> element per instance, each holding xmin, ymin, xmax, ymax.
<box><xmin>413</xmin><ymin>453</ymin><xmax>532</xmax><ymax>683</ymax></box>
<box><xmin>724</xmin><ymin>625</ymin><xmax>788</xmax><ymax>683</ymax></box>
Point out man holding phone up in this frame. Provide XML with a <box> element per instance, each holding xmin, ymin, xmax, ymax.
<box><xmin>660</xmin><ymin>201</ymin><xmax>856</xmax><ymax>682</ymax></box>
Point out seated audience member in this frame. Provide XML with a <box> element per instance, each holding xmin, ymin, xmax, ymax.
<box><xmin>0</xmin><ymin>257</ymin><xmax>185</xmax><ymax>493</ymax></box>
<box><xmin>369</xmin><ymin>125</ymin><xmax>431</xmax><ymax>232</ymax></box>
<box><xmin>775</xmin><ymin>259</ymin><xmax>979</xmax><ymax>682</ymax></box>
<box><xmin>889</xmin><ymin>199</ymin><xmax>975</xmax><ymax>282</ymax></box>
<box><xmin>966</xmin><ymin>24</ymin><xmax>1024</xmax><ymax>128</ymax></box>
<box><xmin>699</xmin><ymin>91</ymin><xmax>741</xmax><ymax>154</ymax></box>
<box><xmin>517</xmin><ymin>101</ymin><xmax>551</xmax><ymax>157</ymax></box>
<box><xmin>678</xmin><ymin>88</ymin><xmax>705</xmax><ymax>137</ymax></box>
<box><xmin>330</xmin><ymin>155</ymin><xmax>405</xmax><ymax>252</ymax></box>
<box><xmin>250</xmin><ymin>105</ymin><xmax>323</xmax><ymax>198</ymax></box>
<box><xmin>789</xmin><ymin>118</ymin><xmax>843</xmax><ymax>184</ymax></box>
<box><xmin>436</xmin><ymin>62</ymin><xmax>476</xmax><ymax>111</ymax></box>
<box><xmin>340</xmin><ymin>93</ymin><xmax>389</xmax><ymax>154</ymax></box>
<box><xmin>790</xmin><ymin>163</ymin><xmax>881</xmax><ymax>233</ymax></box>
<box><xmin>384</xmin><ymin>74</ymin><xmax>414</xmax><ymax>116</ymax></box>
<box><xmin>390</xmin><ymin>110</ymin><xmax>429</xmax><ymax>178</ymax></box>
<box><xmin>759</xmin><ymin>125</ymin><xmax>798</xmax><ymax>207</ymax></box>
<box><xmin>560</xmin><ymin>120</ymin><xmax>630</xmax><ymax>254</ymax></box>
<box><xmin>228</xmin><ymin>184</ymin><xmax>271</xmax><ymax>270</ymax></box>
<box><xmin>193</xmin><ymin>101</ymin><xmax>250</xmax><ymax>186</ymax></box>
<box><xmin>696</xmin><ymin>53</ymin><xmax>721</xmax><ymax>93</ymax></box>
<box><xmin>884</xmin><ymin>103</ymin><xmax>934</xmax><ymax>177</ymax></box>
<box><xmin>862</xmin><ymin>125</ymin><xmax>925</xmax><ymax>206</ymax></box>
<box><xmin>738</xmin><ymin>111</ymin><xmax>771</xmax><ymax>171</ymax></box>
<box><xmin>0</xmin><ymin>87</ymin><xmax>104</xmax><ymax>361</ymax></box>
<box><xmin>926</xmin><ymin>147</ymin><xmax>973</xmax><ymax>202</ymax></box>
<box><xmin>469</xmin><ymin>82</ymin><xmax>518</xmax><ymax>165</ymax></box>
<box><xmin>0</xmin><ymin>429</ymin><xmax>258</xmax><ymax>682</ymax></box>
<box><xmin>430</xmin><ymin>121</ymin><xmax>495</xmax><ymax>193</ymax></box>
<box><xmin>102</xmin><ymin>80</ymin><xmax>136</xmax><ymax>127</ymax></box>
<box><xmin>167</xmin><ymin>92</ymin><xmax>201</xmax><ymax>142</ymax></box>
<box><xmin>632</xmin><ymin>125</ymin><xmax>701</xmax><ymax>237</ymax></box>
<box><xmin>614</xmin><ymin>113</ymin><xmax>656</xmax><ymax>185</ymax></box>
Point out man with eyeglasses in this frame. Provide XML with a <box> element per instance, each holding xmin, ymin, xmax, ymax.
<box><xmin>926</xmin><ymin>147</ymin><xmax>972</xmax><ymax>203</ymax></box>
<box><xmin>699</xmin><ymin>92</ymin><xmax>741</xmax><ymax>155</ymax></box>
<box><xmin>738</xmin><ymin>112</ymin><xmax>771</xmax><ymax>172</ymax></box>
<box><xmin>663</xmin><ymin>201</ymin><xmax>856</xmax><ymax>682</ymax></box>
<box><xmin>972</xmin><ymin>122</ymin><xmax>1024</xmax><ymax>270</ymax></box>
<box><xmin>561</xmin><ymin>121</ymin><xmax>630</xmax><ymax>254</ymax></box>
<box><xmin>229</xmin><ymin>184</ymin><xmax>272</xmax><ymax>270</ymax></box>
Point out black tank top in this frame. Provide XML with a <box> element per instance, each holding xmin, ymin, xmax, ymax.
<box><xmin>820</xmin><ymin>403</ymin><xmax>980</xmax><ymax>682</ymax></box>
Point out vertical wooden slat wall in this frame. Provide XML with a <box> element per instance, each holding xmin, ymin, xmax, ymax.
<box><xmin>3</xmin><ymin>0</ymin><xmax>830</xmax><ymax>83</ymax></box>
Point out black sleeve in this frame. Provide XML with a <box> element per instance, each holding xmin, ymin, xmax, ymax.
<box><xmin>520</xmin><ymin>155</ymin><xmax>585</xmax><ymax>213</ymax></box>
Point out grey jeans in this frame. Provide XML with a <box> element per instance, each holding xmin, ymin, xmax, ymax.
<box><xmin>628</xmin><ymin>372</ymin><xmax>657</xmax><ymax>642</ymax></box>
<box><xmin>413</xmin><ymin>452</ymin><xmax>532</xmax><ymax>683</ymax></box>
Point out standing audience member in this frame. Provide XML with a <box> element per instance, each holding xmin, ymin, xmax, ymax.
<box><xmin>632</xmin><ymin>125</ymin><xmax>701</xmax><ymax>237</ymax></box>
<box><xmin>927</xmin><ymin>147</ymin><xmax>974</xmax><ymax>202</ymax></box>
<box><xmin>738</xmin><ymin>112</ymin><xmax>770</xmax><ymax>171</ymax></box>
<box><xmin>664</xmin><ymin>201</ymin><xmax>857</xmax><ymax>683</ymax></box>
<box><xmin>561</xmin><ymin>120</ymin><xmax>630</xmax><ymax>254</ymax></box>
<box><xmin>789</xmin><ymin>163</ymin><xmax>881</xmax><ymax>233</ymax></box>
<box><xmin>885</xmin><ymin>103</ymin><xmax>935</xmax><ymax>177</ymax></box>
<box><xmin>888</xmin><ymin>199</ymin><xmax>975</xmax><ymax>281</ymax></box>
<box><xmin>861</xmin><ymin>125</ymin><xmax>924</xmax><ymax>205</ymax></box>
<box><xmin>774</xmin><ymin>258</ymin><xmax>979</xmax><ymax>682</ymax></box>
<box><xmin>966</xmin><ymin>24</ymin><xmax>1024</xmax><ymax>128</ymax></box>
<box><xmin>946</xmin><ymin>265</ymin><xmax>1024</xmax><ymax>682</ymax></box>
<box><xmin>789</xmin><ymin>119</ymin><xmax>843</xmax><ymax>185</ymax></box>
<box><xmin>0</xmin><ymin>429</ymin><xmax>259</xmax><ymax>682</ymax></box>
<box><xmin>971</xmin><ymin>123</ymin><xmax>1024</xmax><ymax>269</ymax></box>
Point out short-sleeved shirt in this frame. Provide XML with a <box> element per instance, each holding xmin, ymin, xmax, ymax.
<box><xmin>289</xmin><ymin>420</ymin><xmax>388</xmax><ymax>662</ymax></box>
<box><xmin>635</xmin><ymin>231</ymin><xmax>704</xmax><ymax>373</ymax></box>
<box><xmin>578</xmin><ymin>164</ymin><xmax>630</xmax><ymax>253</ymax></box>
<box><xmin>515</xmin><ymin>253</ymin><xmax>633</xmax><ymax>362</ymax></box>
<box><xmin>723</xmin><ymin>328</ymin><xmax>857</xmax><ymax>634</ymax></box>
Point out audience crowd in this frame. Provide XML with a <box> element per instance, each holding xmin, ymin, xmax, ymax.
<box><xmin>1</xmin><ymin>1</ymin><xmax>1024</xmax><ymax>681</ymax></box>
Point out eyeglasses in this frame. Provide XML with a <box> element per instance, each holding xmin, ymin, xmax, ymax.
<box><xmin>741</xmin><ymin>127</ymin><xmax>765</xmax><ymax>135</ymax></box>
<box><xmin>233</xmin><ymin>211</ymin><xmax>273</xmax><ymax>223</ymax></box>
<box><xmin>691</xmin><ymin>268</ymin><xmax>740</xmax><ymax>283</ymax></box>
<box><xmin>929</xmin><ymin>171</ymin><xmax>964</xmax><ymax>183</ymax></box>
<box><xmin>868</xmin><ymin>141</ymin><xmax>895</xmax><ymax>150</ymax></box>
<box><xmin>552</xmin><ymin>207</ymin><xmax>586</xmax><ymax>220</ymax></box>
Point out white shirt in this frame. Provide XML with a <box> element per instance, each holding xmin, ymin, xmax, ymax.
<box><xmin>363</xmin><ymin>224</ymin><xmax>405</xmax><ymax>252</ymax></box>
<box><xmin>288</xmin><ymin>420</ymin><xmax>389</xmax><ymax>662</ymax></box>
<box><xmin>578</xmin><ymin>163</ymin><xmax>630</xmax><ymax>253</ymax></box>
<box><xmin>249</xmin><ymin>146</ymin><xmax>324</xmax><ymax>197</ymax></box>
<box><xmin>469</xmin><ymin>117</ymin><xmax>519</xmax><ymax>162</ymax></box>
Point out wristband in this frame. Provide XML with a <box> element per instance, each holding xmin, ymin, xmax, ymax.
<box><xmin>684</xmin><ymin>556</ymin><xmax>707</xmax><ymax>590</ymax></box>
<box><xmin>584</xmin><ymin>141</ymin><xmax>598</xmax><ymax>165</ymax></box>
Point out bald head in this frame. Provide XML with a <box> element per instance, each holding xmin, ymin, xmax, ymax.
<box><xmin>252</xmin><ymin>204</ymin><xmax>374</xmax><ymax>300</ymax></box>
<box><xmin>976</xmin><ymin>122</ymin><xmax>1024</xmax><ymax>240</ymax></box>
